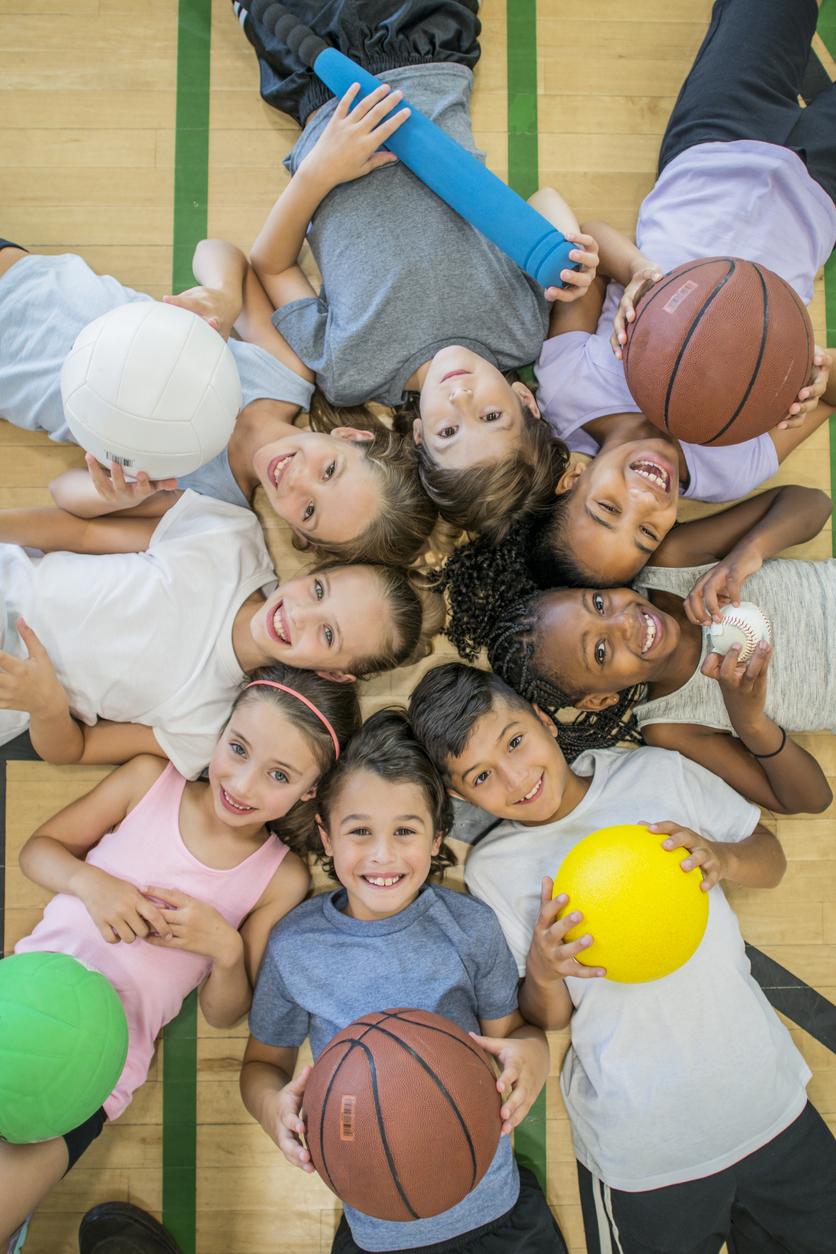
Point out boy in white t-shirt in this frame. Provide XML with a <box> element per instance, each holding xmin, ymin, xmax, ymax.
<box><xmin>408</xmin><ymin>662</ymin><xmax>836</xmax><ymax>1254</ymax></box>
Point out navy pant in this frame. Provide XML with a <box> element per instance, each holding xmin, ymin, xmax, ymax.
<box><xmin>578</xmin><ymin>1102</ymin><xmax>836</xmax><ymax>1254</ymax></box>
<box><xmin>659</xmin><ymin>0</ymin><xmax>836</xmax><ymax>205</ymax></box>
<box><xmin>234</xmin><ymin>0</ymin><xmax>481</xmax><ymax>127</ymax></box>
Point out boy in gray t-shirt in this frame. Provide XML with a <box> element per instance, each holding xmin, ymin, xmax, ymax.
<box><xmin>242</xmin><ymin>710</ymin><xmax>567</xmax><ymax>1254</ymax></box>
<box><xmin>408</xmin><ymin>664</ymin><xmax>836</xmax><ymax>1254</ymax></box>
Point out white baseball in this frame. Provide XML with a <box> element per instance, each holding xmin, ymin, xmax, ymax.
<box><xmin>708</xmin><ymin>601</ymin><xmax>773</xmax><ymax>665</ymax></box>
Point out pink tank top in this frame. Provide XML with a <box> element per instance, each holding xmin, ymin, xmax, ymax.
<box><xmin>16</xmin><ymin>762</ymin><xmax>288</xmax><ymax>1119</ymax></box>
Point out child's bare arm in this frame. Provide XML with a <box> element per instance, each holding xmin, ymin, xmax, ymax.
<box><xmin>472</xmin><ymin>1009</ymin><xmax>550</xmax><ymax>1136</ymax></box>
<box><xmin>0</xmin><ymin>506</ymin><xmax>158</xmax><ymax>553</ymax></box>
<box><xmin>641</xmin><ymin>820</ymin><xmax>786</xmax><ymax>889</ymax></box>
<box><xmin>240</xmin><ymin>1038</ymin><xmax>315</xmax><ymax>1172</ymax></box>
<box><xmin>49</xmin><ymin>461</ymin><xmax>181</xmax><ymax>520</ymax></box>
<box><xmin>233</xmin><ymin>263</ymin><xmax>315</xmax><ymax>383</ymax></box>
<box><xmin>518</xmin><ymin>878</ymin><xmax>604</xmax><ymax>1032</ymax></box>
<box><xmin>250</xmin><ymin>82</ymin><xmax>410</xmax><ymax>310</ymax></box>
<box><xmin>162</xmin><ymin>239</ymin><xmax>247</xmax><ymax>339</ymax></box>
<box><xmin>653</xmin><ymin>485</ymin><xmax>833</xmax><ymax>623</ymax></box>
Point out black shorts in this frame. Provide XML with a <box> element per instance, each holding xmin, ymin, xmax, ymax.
<box><xmin>234</xmin><ymin>0</ymin><xmax>481</xmax><ymax>127</ymax></box>
<box><xmin>577</xmin><ymin>1101</ymin><xmax>836</xmax><ymax>1254</ymax></box>
<box><xmin>658</xmin><ymin>0</ymin><xmax>836</xmax><ymax>206</ymax></box>
<box><xmin>0</xmin><ymin>239</ymin><xmax>27</xmax><ymax>252</ymax></box>
<box><xmin>63</xmin><ymin>1106</ymin><xmax>107</xmax><ymax>1174</ymax></box>
<box><xmin>330</xmin><ymin>1166</ymin><xmax>567</xmax><ymax>1254</ymax></box>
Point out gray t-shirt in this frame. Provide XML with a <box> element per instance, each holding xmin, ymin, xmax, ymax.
<box><xmin>634</xmin><ymin>559</ymin><xmax>836</xmax><ymax>734</ymax></box>
<box><xmin>464</xmin><ymin>746</ymin><xmax>809</xmax><ymax>1191</ymax></box>
<box><xmin>250</xmin><ymin>882</ymin><xmax>520</xmax><ymax>1250</ymax></box>
<box><xmin>273</xmin><ymin>64</ymin><xmax>550</xmax><ymax>407</ymax></box>
<box><xmin>0</xmin><ymin>253</ymin><xmax>314</xmax><ymax>494</ymax></box>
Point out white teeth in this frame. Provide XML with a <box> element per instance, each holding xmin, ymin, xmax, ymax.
<box><xmin>272</xmin><ymin>455</ymin><xmax>292</xmax><ymax>486</ymax></box>
<box><xmin>366</xmin><ymin>876</ymin><xmax>403</xmax><ymax>887</ymax></box>
<box><xmin>641</xmin><ymin>611</ymin><xmax>656</xmax><ymax>654</ymax></box>
<box><xmin>272</xmin><ymin>607</ymin><xmax>289</xmax><ymax>642</ymax></box>
<box><xmin>223</xmin><ymin>788</ymin><xmax>251</xmax><ymax>811</ymax></box>
<box><xmin>523</xmin><ymin>777</ymin><xmax>541</xmax><ymax>800</ymax></box>
<box><xmin>632</xmin><ymin>462</ymin><xmax>668</xmax><ymax>490</ymax></box>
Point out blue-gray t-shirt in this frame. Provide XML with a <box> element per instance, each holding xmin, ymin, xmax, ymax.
<box><xmin>249</xmin><ymin>883</ymin><xmax>521</xmax><ymax>1251</ymax></box>
<box><xmin>0</xmin><ymin>253</ymin><xmax>314</xmax><ymax>508</ymax></box>
<box><xmin>273</xmin><ymin>64</ymin><xmax>550</xmax><ymax>408</ymax></box>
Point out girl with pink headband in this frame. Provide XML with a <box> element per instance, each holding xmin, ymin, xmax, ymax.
<box><xmin>2</xmin><ymin>665</ymin><xmax>360</xmax><ymax>1250</ymax></box>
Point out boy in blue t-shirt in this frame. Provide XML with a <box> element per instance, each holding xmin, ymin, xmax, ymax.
<box><xmin>241</xmin><ymin>710</ymin><xmax>567</xmax><ymax>1253</ymax></box>
<box><xmin>408</xmin><ymin>663</ymin><xmax>836</xmax><ymax>1254</ymax></box>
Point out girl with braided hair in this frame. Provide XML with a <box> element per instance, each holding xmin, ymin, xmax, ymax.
<box><xmin>484</xmin><ymin>485</ymin><xmax>836</xmax><ymax>815</ymax></box>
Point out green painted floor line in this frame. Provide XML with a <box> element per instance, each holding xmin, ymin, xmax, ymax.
<box><xmin>506</xmin><ymin>0</ymin><xmax>539</xmax><ymax>201</ymax></box>
<box><xmin>172</xmin><ymin>0</ymin><xmax>212</xmax><ymax>294</ymax></box>
<box><xmin>512</xmin><ymin>1084</ymin><xmax>548</xmax><ymax>1195</ymax></box>
<box><xmin>163</xmin><ymin>988</ymin><xmax>198</xmax><ymax>1254</ymax></box>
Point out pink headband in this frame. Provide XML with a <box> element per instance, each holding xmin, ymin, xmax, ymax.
<box><xmin>244</xmin><ymin>681</ymin><xmax>340</xmax><ymax>759</ymax></box>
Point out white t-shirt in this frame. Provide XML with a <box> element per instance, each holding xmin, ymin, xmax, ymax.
<box><xmin>0</xmin><ymin>492</ymin><xmax>276</xmax><ymax>777</ymax></box>
<box><xmin>0</xmin><ymin>252</ymin><xmax>314</xmax><ymax>443</ymax></box>
<box><xmin>536</xmin><ymin>141</ymin><xmax>836</xmax><ymax>504</ymax></box>
<box><xmin>464</xmin><ymin>746</ymin><xmax>810</xmax><ymax>1191</ymax></box>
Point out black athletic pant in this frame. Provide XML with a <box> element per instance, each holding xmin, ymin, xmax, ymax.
<box><xmin>234</xmin><ymin>0</ymin><xmax>481</xmax><ymax>127</ymax></box>
<box><xmin>577</xmin><ymin>1102</ymin><xmax>836</xmax><ymax>1254</ymax></box>
<box><xmin>330</xmin><ymin>1166</ymin><xmax>568</xmax><ymax>1254</ymax></box>
<box><xmin>659</xmin><ymin>0</ymin><xmax>836</xmax><ymax>206</ymax></box>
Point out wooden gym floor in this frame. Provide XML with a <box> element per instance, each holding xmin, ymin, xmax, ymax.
<box><xmin>1</xmin><ymin>1</ymin><xmax>835</xmax><ymax>1251</ymax></box>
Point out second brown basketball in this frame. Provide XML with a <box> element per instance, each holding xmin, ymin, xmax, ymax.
<box><xmin>623</xmin><ymin>257</ymin><xmax>813</xmax><ymax>446</ymax></box>
<box><xmin>303</xmin><ymin>1008</ymin><xmax>502</xmax><ymax>1221</ymax></box>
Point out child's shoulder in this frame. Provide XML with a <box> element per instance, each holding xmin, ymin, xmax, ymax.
<box><xmin>428</xmin><ymin>883</ymin><xmax>506</xmax><ymax>934</ymax></box>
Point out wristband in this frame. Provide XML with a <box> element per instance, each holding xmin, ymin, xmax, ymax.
<box><xmin>746</xmin><ymin>726</ymin><xmax>787</xmax><ymax>759</ymax></box>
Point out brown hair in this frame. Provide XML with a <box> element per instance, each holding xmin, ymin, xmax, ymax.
<box><xmin>308</xmin><ymin>707</ymin><xmax>456</xmax><ymax>882</ymax></box>
<box><xmin>392</xmin><ymin>375</ymin><xmax>571</xmax><ymax>545</ymax></box>
<box><xmin>310</xmin><ymin>560</ymin><xmax>446</xmax><ymax>678</ymax></box>
<box><xmin>302</xmin><ymin>396</ymin><xmax>442</xmax><ymax>565</ymax></box>
<box><xmin>227</xmin><ymin>663</ymin><xmax>362</xmax><ymax>856</ymax></box>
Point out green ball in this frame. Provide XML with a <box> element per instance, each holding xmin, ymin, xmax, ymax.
<box><xmin>0</xmin><ymin>952</ymin><xmax>129</xmax><ymax>1143</ymax></box>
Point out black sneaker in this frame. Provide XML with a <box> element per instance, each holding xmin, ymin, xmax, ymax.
<box><xmin>78</xmin><ymin>1204</ymin><xmax>183</xmax><ymax>1254</ymax></box>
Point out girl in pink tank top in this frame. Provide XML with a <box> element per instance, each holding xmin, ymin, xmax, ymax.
<box><xmin>2</xmin><ymin>663</ymin><xmax>360</xmax><ymax>1251</ymax></box>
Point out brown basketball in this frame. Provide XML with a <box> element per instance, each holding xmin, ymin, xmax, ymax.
<box><xmin>303</xmin><ymin>1008</ymin><xmax>502</xmax><ymax>1221</ymax></box>
<box><xmin>623</xmin><ymin>257</ymin><xmax>813</xmax><ymax>446</ymax></box>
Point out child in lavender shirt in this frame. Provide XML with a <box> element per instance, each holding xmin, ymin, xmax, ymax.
<box><xmin>532</xmin><ymin>0</ymin><xmax>836</xmax><ymax>589</ymax></box>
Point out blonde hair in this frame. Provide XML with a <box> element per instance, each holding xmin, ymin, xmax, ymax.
<box><xmin>392</xmin><ymin>376</ymin><xmax>571</xmax><ymax>546</ymax></box>
<box><xmin>311</xmin><ymin>560</ymin><xmax>445</xmax><ymax>678</ymax></box>
<box><xmin>303</xmin><ymin>396</ymin><xmax>441</xmax><ymax>566</ymax></box>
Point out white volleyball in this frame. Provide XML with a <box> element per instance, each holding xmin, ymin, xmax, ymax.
<box><xmin>708</xmin><ymin>601</ymin><xmax>773</xmax><ymax>665</ymax></box>
<box><xmin>60</xmin><ymin>301</ymin><xmax>242</xmax><ymax>480</ymax></box>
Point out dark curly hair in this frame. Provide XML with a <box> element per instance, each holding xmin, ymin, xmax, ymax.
<box><xmin>392</xmin><ymin>376</ymin><xmax>572</xmax><ymax>545</ymax></box>
<box><xmin>227</xmin><ymin>663</ymin><xmax>362</xmax><ymax>856</ymax></box>
<box><xmin>441</xmin><ymin>496</ymin><xmax>618</xmax><ymax>664</ymax></box>
<box><xmin>486</xmin><ymin>594</ymin><xmax>645</xmax><ymax>762</ymax></box>
<box><xmin>307</xmin><ymin>708</ymin><xmax>457</xmax><ymax>882</ymax></box>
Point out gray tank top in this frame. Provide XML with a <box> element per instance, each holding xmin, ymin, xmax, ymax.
<box><xmin>633</xmin><ymin>559</ymin><xmax>836</xmax><ymax>734</ymax></box>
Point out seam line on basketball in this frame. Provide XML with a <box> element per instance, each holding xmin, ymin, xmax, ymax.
<box><xmin>663</xmin><ymin>259</ymin><xmax>736</xmax><ymax>434</ymax></box>
<box><xmin>702</xmin><ymin>262</ymin><xmax>771</xmax><ymax>444</ymax></box>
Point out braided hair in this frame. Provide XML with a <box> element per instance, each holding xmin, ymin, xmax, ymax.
<box><xmin>487</xmin><ymin>594</ymin><xmax>645</xmax><ymax>762</ymax></box>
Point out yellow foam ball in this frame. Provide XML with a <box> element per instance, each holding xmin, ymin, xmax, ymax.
<box><xmin>552</xmin><ymin>824</ymin><xmax>709</xmax><ymax>983</ymax></box>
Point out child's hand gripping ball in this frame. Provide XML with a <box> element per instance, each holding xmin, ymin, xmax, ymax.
<box><xmin>708</xmin><ymin>602</ymin><xmax>773</xmax><ymax>666</ymax></box>
<box><xmin>0</xmin><ymin>952</ymin><xmax>129</xmax><ymax>1142</ymax></box>
<box><xmin>552</xmin><ymin>824</ymin><xmax>709</xmax><ymax>983</ymax></box>
<box><xmin>302</xmin><ymin>1009</ymin><xmax>501</xmax><ymax>1221</ymax></box>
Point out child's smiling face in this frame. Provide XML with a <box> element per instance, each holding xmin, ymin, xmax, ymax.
<box><xmin>446</xmin><ymin>700</ymin><xmax>572</xmax><ymax>825</ymax></box>
<box><xmin>208</xmin><ymin>698</ymin><xmax>320</xmax><ymax>827</ymax></box>
<box><xmin>415</xmin><ymin>346</ymin><xmax>540</xmax><ymax>469</ymax></box>
<box><xmin>554</xmin><ymin>438</ymin><xmax>680</xmax><ymax>585</ymax></box>
<box><xmin>249</xmin><ymin>566</ymin><xmax>391</xmax><ymax>681</ymax></box>
<box><xmin>252</xmin><ymin>427</ymin><xmax>380</xmax><ymax>545</ymax></box>
<box><xmin>319</xmin><ymin>771</ymin><xmax>442</xmax><ymax>921</ymax></box>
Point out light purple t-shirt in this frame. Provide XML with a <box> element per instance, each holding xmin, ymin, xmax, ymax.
<box><xmin>535</xmin><ymin>141</ymin><xmax>836</xmax><ymax>504</ymax></box>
